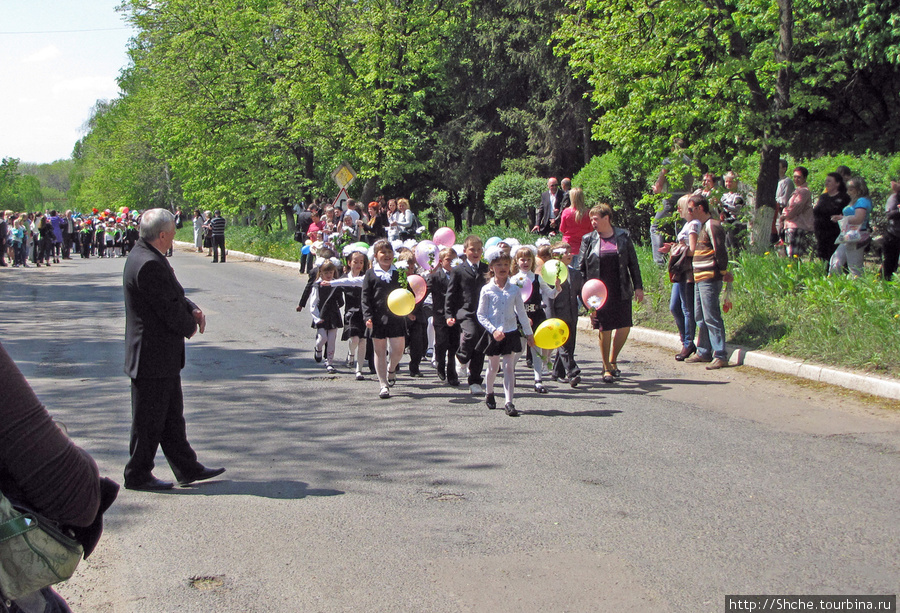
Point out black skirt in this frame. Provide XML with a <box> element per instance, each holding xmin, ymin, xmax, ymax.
<box><xmin>476</xmin><ymin>329</ymin><xmax>523</xmax><ymax>356</ymax></box>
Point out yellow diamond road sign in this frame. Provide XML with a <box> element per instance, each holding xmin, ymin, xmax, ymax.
<box><xmin>332</xmin><ymin>163</ymin><xmax>357</xmax><ymax>189</ymax></box>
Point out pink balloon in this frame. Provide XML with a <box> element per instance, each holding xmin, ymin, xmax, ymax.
<box><xmin>432</xmin><ymin>227</ymin><xmax>456</xmax><ymax>247</ymax></box>
<box><xmin>415</xmin><ymin>241</ymin><xmax>438</xmax><ymax>271</ymax></box>
<box><xmin>520</xmin><ymin>275</ymin><xmax>533</xmax><ymax>302</ymax></box>
<box><xmin>581</xmin><ymin>279</ymin><xmax>608</xmax><ymax>310</ymax></box>
<box><xmin>408</xmin><ymin>274</ymin><xmax>427</xmax><ymax>303</ymax></box>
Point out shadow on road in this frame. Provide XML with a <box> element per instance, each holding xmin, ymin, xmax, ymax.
<box><xmin>158</xmin><ymin>479</ymin><xmax>344</xmax><ymax>499</ymax></box>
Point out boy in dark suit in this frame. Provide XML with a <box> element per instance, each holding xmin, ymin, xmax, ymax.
<box><xmin>427</xmin><ymin>247</ymin><xmax>460</xmax><ymax>385</ymax></box>
<box><xmin>446</xmin><ymin>235</ymin><xmax>487</xmax><ymax>395</ymax></box>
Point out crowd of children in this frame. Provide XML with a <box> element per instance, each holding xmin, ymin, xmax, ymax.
<box><xmin>299</xmin><ymin>232</ymin><xmax>587</xmax><ymax>417</ymax></box>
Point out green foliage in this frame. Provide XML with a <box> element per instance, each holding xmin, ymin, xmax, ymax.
<box><xmin>0</xmin><ymin>158</ymin><xmax>44</xmax><ymax>211</ymax></box>
<box><xmin>635</xmin><ymin>246</ymin><xmax>900</xmax><ymax>375</ymax></box>
<box><xmin>572</xmin><ymin>153</ymin><xmax>653</xmax><ymax>244</ymax></box>
<box><xmin>483</xmin><ymin>173</ymin><xmax>545</xmax><ymax>228</ymax></box>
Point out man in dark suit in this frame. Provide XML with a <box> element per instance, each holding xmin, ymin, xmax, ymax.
<box><xmin>123</xmin><ymin>208</ymin><xmax>224</xmax><ymax>491</ymax></box>
<box><xmin>532</xmin><ymin>177</ymin><xmax>564</xmax><ymax>234</ymax></box>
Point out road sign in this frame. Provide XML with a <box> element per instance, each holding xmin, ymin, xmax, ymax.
<box><xmin>332</xmin><ymin>187</ymin><xmax>350</xmax><ymax>210</ymax></box>
<box><xmin>331</xmin><ymin>162</ymin><xmax>357</xmax><ymax>189</ymax></box>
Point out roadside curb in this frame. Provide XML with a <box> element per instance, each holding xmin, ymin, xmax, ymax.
<box><xmin>576</xmin><ymin>317</ymin><xmax>900</xmax><ymax>400</ymax></box>
<box><xmin>177</xmin><ymin>242</ymin><xmax>900</xmax><ymax>400</ymax></box>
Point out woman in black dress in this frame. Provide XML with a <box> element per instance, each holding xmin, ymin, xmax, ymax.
<box><xmin>813</xmin><ymin>172</ymin><xmax>850</xmax><ymax>267</ymax></box>
<box><xmin>579</xmin><ymin>203</ymin><xmax>644</xmax><ymax>383</ymax></box>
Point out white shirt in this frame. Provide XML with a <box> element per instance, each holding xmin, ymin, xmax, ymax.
<box><xmin>477</xmin><ymin>278</ymin><xmax>533</xmax><ymax>336</ymax></box>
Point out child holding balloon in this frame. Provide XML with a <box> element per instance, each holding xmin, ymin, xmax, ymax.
<box><xmin>362</xmin><ymin>240</ymin><xmax>407</xmax><ymax>399</ymax></box>
<box><xmin>477</xmin><ymin>247</ymin><xmax>535</xmax><ymax>417</ymax></box>
<box><xmin>549</xmin><ymin>242</ymin><xmax>584</xmax><ymax>386</ymax></box>
<box><xmin>398</xmin><ymin>251</ymin><xmax>428</xmax><ymax>377</ymax></box>
<box><xmin>513</xmin><ymin>246</ymin><xmax>560</xmax><ymax>393</ymax></box>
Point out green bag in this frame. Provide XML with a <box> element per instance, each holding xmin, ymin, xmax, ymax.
<box><xmin>0</xmin><ymin>491</ymin><xmax>83</xmax><ymax>601</ymax></box>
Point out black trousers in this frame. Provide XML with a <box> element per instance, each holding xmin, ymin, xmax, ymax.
<box><xmin>125</xmin><ymin>376</ymin><xmax>203</xmax><ymax>485</ymax></box>
<box><xmin>456</xmin><ymin>319</ymin><xmax>485</xmax><ymax>386</ymax></box>
<box><xmin>212</xmin><ymin>235</ymin><xmax>226</xmax><ymax>262</ymax></box>
<box><xmin>406</xmin><ymin>319</ymin><xmax>428</xmax><ymax>373</ymax></box>
<box><xmin>883</xmin><ymin>233</ymin><xmax>900</xmax><ymax>280</ymax></box>
<box><xmin>553</xmin><ymin>320</ymin><xmax>580</xmax><ymax>378</ymax></box>
<box><xmin>434</xmin><ymin>324</ymin><xmax>460</xmax><ymax>380</ymax></box>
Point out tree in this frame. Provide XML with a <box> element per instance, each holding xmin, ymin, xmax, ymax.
<box><xmin>557</xmin><ymin>0</ymin><xmax>900</xmax><ymax>247</ymax></box>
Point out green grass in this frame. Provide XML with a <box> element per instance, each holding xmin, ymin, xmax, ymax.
<box><xmin>179</xmin><ymin>223</ymin><xmax>900</xmax><ymax>377</ymax></box>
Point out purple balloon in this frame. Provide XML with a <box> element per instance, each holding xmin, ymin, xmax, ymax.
<box><xmin>415</xmin><ymin>240</ymin><xmax>438</xmax><ymax>271</ymax></box>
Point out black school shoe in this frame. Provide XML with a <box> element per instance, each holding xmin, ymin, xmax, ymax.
<box><xmin>485</xmin><ymin>393</ymin><xmax>497</xmax><ymax>410</ymax></box>
<box><xmin>505</xmin><ymin>403</ymin><xmax>519</xmax><ymax>417</ymax></box>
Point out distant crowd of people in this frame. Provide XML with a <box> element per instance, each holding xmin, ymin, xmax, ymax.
<box><xmin>0</xmin><ymin>208</ymin><xmax>141</xmax><ymax>267</ymax></box>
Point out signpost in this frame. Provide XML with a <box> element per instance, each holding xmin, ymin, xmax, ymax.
<box><xmin>331</xmin><ymin>162</ymin><xmax>357</xmax><ymax>189</ymax></box>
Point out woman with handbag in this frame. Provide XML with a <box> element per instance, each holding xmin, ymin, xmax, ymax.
<box><xmin>829</xmin><ymin>176</ymin><xmax>873</xmax><ymax>278</ymax></box>
<box><xmin>661</xmin><ymin>195</ymin><xmax>699</xmax><ymax>360</ymax></box>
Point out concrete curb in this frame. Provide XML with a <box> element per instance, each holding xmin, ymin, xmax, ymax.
<box><xmin>177</xmin><ymin>241</ymin><xmax>900</xmax><ymax>401</ymax></box>
<box><xmin>576</xmin><ymin>317</ymin><xmax>899</xmax><ymax>401</ymax></box>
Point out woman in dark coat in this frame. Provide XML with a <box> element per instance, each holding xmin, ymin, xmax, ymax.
<box><xmin>579</xmin><ymin>203</ymin><xmax>644</xmax><ymax>383</ymax></box>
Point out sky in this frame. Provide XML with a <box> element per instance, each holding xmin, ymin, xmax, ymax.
<box><xmin>0</xmin><ymin>1</ymin><xmax>136</xmax><ymax>164</ymax></box>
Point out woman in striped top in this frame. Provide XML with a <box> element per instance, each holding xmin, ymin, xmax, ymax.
<box><xmin>686</xmin><ymin>195</ymin><xmax>730</xmax><ymax>370</ymax></box>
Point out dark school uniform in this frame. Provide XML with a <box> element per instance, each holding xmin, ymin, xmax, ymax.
<box><xmin>427</xmin><ymin>266</ymin><xmax>459</xmax><ymax>382</ymax></box>
<box><xmin>550</xmin><ymin>265</ymin><xmax>584</xmax><ymax>379</ymax></box>
<box><xmin>361</xmin><ymin>268</ymin><xmax>407</xmax><ymax>339</ymax></box>
<box><xmin>311</xmin><ymin>284</ymin><xmax>344</xmax><ymax>330</ymax></box>
<box><xmin>446</xmin><ymin>259</ymin><xmax>488</xmax><ymax>386</ymax></box>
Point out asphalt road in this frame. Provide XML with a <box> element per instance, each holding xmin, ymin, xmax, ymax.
<box><xmin>1</xmin><ymin>248</ymin><xmax>898</xmax><ymax>613</ymax></box>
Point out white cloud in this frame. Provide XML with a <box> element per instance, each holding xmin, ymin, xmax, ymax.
<box><xmin>24</xmin><ymin>46</ymin><xmax>61</xmax><ymax>63</ymax></box>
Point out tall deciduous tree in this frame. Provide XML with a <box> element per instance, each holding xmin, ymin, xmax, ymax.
<box><xmin>557</xmin><ymin>0</ymin><xmax>900</xmax><ymax>244</ymax></box>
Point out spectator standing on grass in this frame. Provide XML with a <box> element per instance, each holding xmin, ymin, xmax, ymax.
<box><xmin>780</xmin><ymin>166</ymin><xmax>814</xmax><ymax>258</ymax></box>
<box><xmin>209</xmin><ymin>210</ymin><xmax>227</xmax><ymax>263</ymax></box>
<box><xmin>774</xmin><ymin>159</ymin><xmax>795</xmax><ymax>243</ymax></box>
<box><xmin>686</xmin><ymin>194</ymin><xmax>731</xmax><ymax>371</ymax></box>
<box><xmin>813</xmin><ymin>172</ymin><xmax>849</xmax><ymax>267</ymax></box>
<box><xmin>829</xmin><ymin>176</ymin><xmax>872</xmax><ymax>278</ymax></box>
<box><xmin>720</xmin><ymin>172</ymin><xmax>746</xmax><ymax>253</ymax></box>
<box><xmin>532</xmin><ymin>177</ymin><xmax>565</xmax><ymax>235</ymax></box>
<box><xmin>881</xmin><ymin>179</ymin><xmax>900</xmax><ymax>280</ymax></box>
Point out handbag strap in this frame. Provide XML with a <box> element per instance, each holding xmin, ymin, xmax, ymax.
<box><xmin>0</xmin><ymin>513</ymin><xmax>36</xmax><ymax>543</ymax></box>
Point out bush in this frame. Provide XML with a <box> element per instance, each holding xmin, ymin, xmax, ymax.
<box><xmin>484</xmin><ymin>173</ymin><xmax>546</xmax><ymax>228</ymax></box>
<box><xmin>572</xmin><ymin>153</ymin><xmax>653</xmax><ymax>245</ymax></box>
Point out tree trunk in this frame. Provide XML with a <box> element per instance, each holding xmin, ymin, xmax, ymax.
<box><xmin>751</xmin><ymin>144</ymin><xmax>781</xmax><ymax>252</ymax></box>
<box><xmin>360</xmin><ymin>177</ymin><xmax>378</xmax><ymax>205</ymax></box>
<box><xmin>282</xmin><ymin>196</ymin><xmax>296</xmax><ymax>232</ymax></box>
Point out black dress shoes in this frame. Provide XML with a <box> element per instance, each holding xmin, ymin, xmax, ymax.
<box><xmin>125</xmin><ymin>476</ymin><xmax>174</xmax><ymax>491</ymax></box>
<box><xmin>178</xmin><ymin>466</ymin><xmax>226</xmax><ymax>486</ymax></box>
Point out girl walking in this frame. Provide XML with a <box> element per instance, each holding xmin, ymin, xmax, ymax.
<box><xmin>362</xmin><ymin>240</ymin><xmax>407</xmax><ymax>399</ymax></box>
<box><xmin>477</xmin><ymin>248</ymin><xmax>534</xmax><ymax>417</ymax></box>
<box><xmin>513</xmin><ymin>245</ymin><xmax>559</xmax><ymax>393</ymax></box>
<box><xmin>308</xmin><ymin>259</ymin><xmax>344</xmax><ymax>374</ymax></box>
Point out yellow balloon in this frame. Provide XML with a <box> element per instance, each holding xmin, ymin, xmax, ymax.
<box><xmin>540</xmin><ymin>259</ymin><xmax>569</xmax><ymax>285</ymax></box>
<box><xmin>533</xmin><ymin>318</ymin><xmax>570</xmax><ymax>350</ymax></box>
<box><xmin>388</xmin><ymin>288</ymin><xmax>416</xmax><ymax>316</ymax></box>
